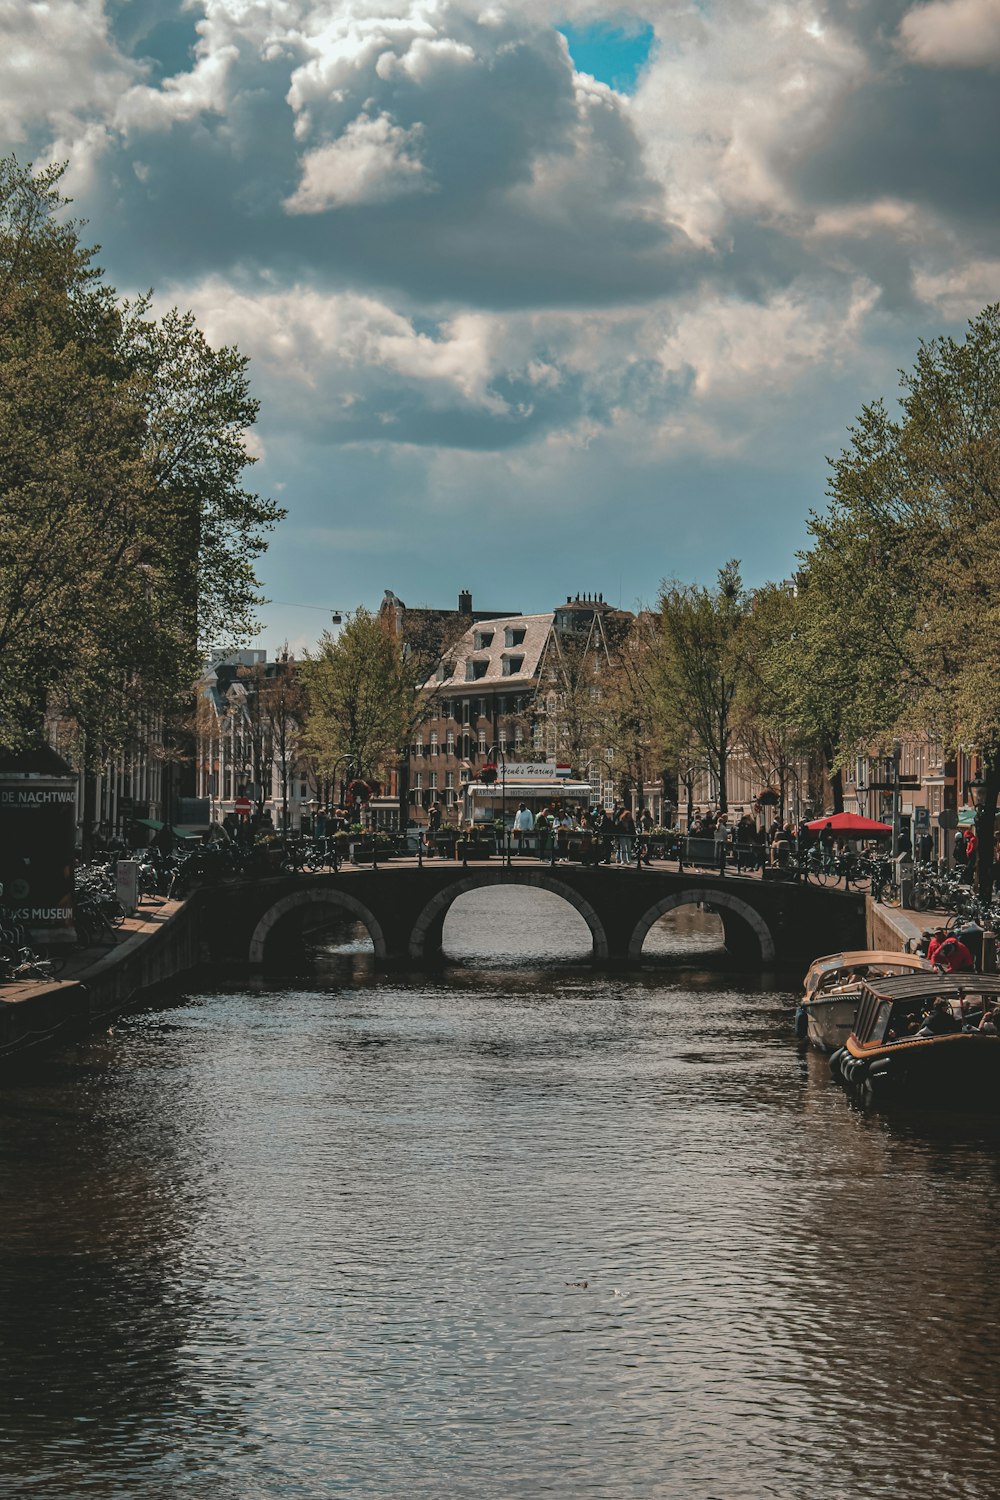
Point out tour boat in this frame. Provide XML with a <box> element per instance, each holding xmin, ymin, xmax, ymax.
<box><xmin>796</xmin><ymin>950</ymin><xmax>934</xmax><ymax>1051</ymax></box>
<box><xmin>829</xmin><ymin>972</ymin><xmax>1000</xmax><ymax>1101</ymax></box>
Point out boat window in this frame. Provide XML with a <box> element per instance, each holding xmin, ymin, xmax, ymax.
<box><xmin>867</xmin><ymin>1001</ymin><xmax>894</xmax><ymax>1043</ymax></box>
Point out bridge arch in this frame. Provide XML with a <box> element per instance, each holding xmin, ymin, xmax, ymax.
<box><xmin>630</xmin><ymin>888</ymin><xmax>776</xmax><ymax>964</ymax></box>
<box><xmin>409</xmin><ymin>870</ymin><xmax>609</xmax><ymax>963</ymax></box>
<box><xmin>249</xmin><ymin>889</ymin><xmax>387</xmax><ymax>965</ymax></box>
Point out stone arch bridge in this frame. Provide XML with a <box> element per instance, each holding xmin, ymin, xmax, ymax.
<box><xmin>199</xmin><ymin>865</ymin><xmax>865</xmax><ymax>971</ymax></box>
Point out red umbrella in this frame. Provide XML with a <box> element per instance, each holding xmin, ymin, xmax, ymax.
<box><xmin>804</xmin><ymin>811</ymin><xmax>892</xmax><ymax>835</ymax></box>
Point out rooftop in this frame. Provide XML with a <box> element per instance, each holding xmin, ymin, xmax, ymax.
<box><xmin>429</xmin><ymin>612</ymin><xmax>554</xmax><ymax>689</ymax></box>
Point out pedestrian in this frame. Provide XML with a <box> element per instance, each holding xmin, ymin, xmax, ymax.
<box><xmin>735</xmin><ymin>813</ymin><xmax>756</xmax><ymax>872</ymax></box>
<box><xmin>554</xmin><ymin>807</ymin><xmax>573</xmax><ymax>860</ymax></box>
<box><xmin>916</xmin><ymin>827</ymin><xmax>933</xmax><ymax>863</ymax></box>
<box><xmin>598</xmin><ymin>808</ymin><xmax>615</xmax><ymax>864</ymax></box>
<box><xmin>964</xmin><ymin>827</ymin><xmax>978</xmax><ymax>884</ymax></box>
<box><xmin>616</xmin><ymin>807</ymin><xmax>636</xmax><ymax>864</ymax></box>
<box><xmin>512</xmin><ymin>801</ymin><xmax>534</xmax><ymax>854</ymax></box>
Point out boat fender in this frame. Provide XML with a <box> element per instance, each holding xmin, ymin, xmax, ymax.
<box><xmin>795</xmin><ymin>1006</ymin><xmax>809</xmax><ymax>1041</ymax></box>
<box><xmin>829</xmin><ymin>1047</ymin><xmax>846</xmax><ymax>1078</ymax></box>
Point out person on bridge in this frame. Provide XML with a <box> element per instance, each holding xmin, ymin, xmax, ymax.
<box><xmin>616</xmin><ymin>807</ymin><xmax>636</xmax><ymax>865</ymax></box>
<box><xmin>512</xmin><ymin>803</ymin><xmax>534</xmax><ymax>853</ymax></box>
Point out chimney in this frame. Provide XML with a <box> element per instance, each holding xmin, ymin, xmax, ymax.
<box><xmin>458</xmin><ymin>589</ymin><xmax>472</xmax><ymax>615</ymax></box>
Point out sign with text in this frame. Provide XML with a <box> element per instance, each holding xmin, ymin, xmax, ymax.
<box><xmin>0</xmin><ymin>778</ymin><xmax>75</xmax><ymax>937</ymax></box>
<box><xmin>499</xmin><ymin>763</ymin><xmax>567</xmax><ymax>780</ymax></box>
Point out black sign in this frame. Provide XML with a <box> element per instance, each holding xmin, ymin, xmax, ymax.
<box><xmin>0</xmin><ymin>779</ymin><xmax>75</xmax><ymax>934</ymax></box>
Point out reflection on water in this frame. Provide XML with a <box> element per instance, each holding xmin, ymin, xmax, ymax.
<box><xmin>3</xmin><ymin>897</ymin><xmax>1000</xmax><ymax>1499</ymax></box>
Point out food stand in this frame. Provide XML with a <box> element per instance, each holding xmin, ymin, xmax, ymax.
<box><xmin>462</xmin><ymin>762</ymin><xmax>594</xmax><ymax>835</ymax></box>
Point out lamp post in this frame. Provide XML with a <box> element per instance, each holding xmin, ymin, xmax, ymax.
<box><xmin>483</xmin><ymin>744</ymin><xmax>510</xmax><ymax>866</ymax></box>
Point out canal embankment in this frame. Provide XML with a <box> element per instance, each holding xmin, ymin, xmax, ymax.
<box><xmin>0</xmin><ymin>895</ymin><xmax>202</xmax><ymax>1060</ymax></box>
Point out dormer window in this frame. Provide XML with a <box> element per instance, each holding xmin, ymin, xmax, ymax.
<box><xmin>466</xmin><ymin>658</ymin><xmax>489</xmax><ymax>680</ymax></box>
<box><xmin>504</xmin><ymin>627</ymin><xmax>526</xmax><ymax>647</ymax></box>
<box><xmin>502</xmin><ymin>655</ymin><xmax>524</xmax><ymax>676</ymax></box>
<box><xmin>474</xmin><ymin>630</ymin><xmax>494</xmax><ymax>650</ymax></box>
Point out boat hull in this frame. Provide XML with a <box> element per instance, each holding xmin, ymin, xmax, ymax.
<box><xmin>832</xmin><ymin>1033</ymin><xmax>1000</xmax><ymax>1102</ymax></box>
<box><xmin>803</xmin><ymin>994</ymin><xmax>858</xmax><ymax>1051</ymax></box>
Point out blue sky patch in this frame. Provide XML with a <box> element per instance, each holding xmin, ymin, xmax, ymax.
<box><xmin>558</xmin><ymin>20</ymin><xmax>655</xmax><ymax>94</ymax></box>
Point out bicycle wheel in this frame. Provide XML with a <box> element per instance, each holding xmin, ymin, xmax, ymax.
<box><xmin>910</xmin><ymin>883</ymin><xmax>931</xmax><ymax>911</ymax></box>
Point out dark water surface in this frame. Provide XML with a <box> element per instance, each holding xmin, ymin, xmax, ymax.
<box><xmin>3</xmin><ymin>893</ymin><xmax>1000</xmax><ymax>1499</ymax></box>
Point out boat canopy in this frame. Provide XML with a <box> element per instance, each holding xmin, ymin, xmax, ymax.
<box><xmin>804</xmin><ymin>950</ymin><xmax>932</xmax><ymax>996</ymax></box>
<box><xmin>853</xmin><ymin>972</ymin><xmax>1000</xmax><ymax>1044</ymax></box>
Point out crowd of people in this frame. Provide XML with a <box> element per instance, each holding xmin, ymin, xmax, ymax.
<box><xmin>423</xmin><ymin>800</ymin><xmax>655</xmax><ymax>864</ymax></box>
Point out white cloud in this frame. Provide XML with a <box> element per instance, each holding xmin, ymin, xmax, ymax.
<box><xmin>0</xmin><ymin>0</ymin><xmax>134</xmax><ymax>142</ymax></box>
<box><xmin>898</xmin><ymin>0</ymin><xmax>1000</xmax><ymax>68</ymax></box>
<box><xmin>632</xmin><ymin>0</ymin><xmax>869</xmax><ymax>245</ymax></box>
<box><xmin>913</xmin><ymin>257</ymin><xmax>1000</xmax><ymax>316</ymax></box>
<box><xmin>284</xmin><ymin>111</ymin><xmax>429</xmax><ymax>209</ymax></box>
<box><xmin>656</xmin><ymin>279</ymin><xmax>881</xmax><ymax>402</ymax></box>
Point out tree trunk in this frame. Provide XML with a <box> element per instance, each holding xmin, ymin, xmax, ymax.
<box><xmin>830</xmin><ymin>765</ymin><xmax>844</xmax><ymax>815</ymax></box>
<box><xmin>717</xmin><ymin>744</ymin><xmax>728</xmax><ymax>816</ymax></box>
<box><xmin>975</xmin><ymin>752</ymin><xmax>1000</xmax><ymax>903</ymax></box>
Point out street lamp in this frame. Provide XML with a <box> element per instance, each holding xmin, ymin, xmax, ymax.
<box><xmin>482</xmin><ymin>744</ymin><xmax>510</xmax><ymax>866</ymax></box>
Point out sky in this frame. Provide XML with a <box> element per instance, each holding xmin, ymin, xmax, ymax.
<box><xmin>3</xmin><ymin>0</ymin><xmax>999</xmax><ymax>654</ymax></box>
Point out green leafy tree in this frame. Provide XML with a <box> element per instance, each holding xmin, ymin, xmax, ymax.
<box><xmin>656</xmin><ymin>561</ymin><xmax>750</xmax><ymax>817</ymax></box>
<box><xmin>795</xmin><ymin>304</ymin><xmax>1000</xmax><ymax>892</ymax></box>
<box><xmin>302</xmin><ymin>609</ymin><xmax>412</xmax><ymax>794</ymax></box>
<box><xmin>0</xmin><ymin>157</ymin><xmax>283</xmax><ymax>848</ymax></box>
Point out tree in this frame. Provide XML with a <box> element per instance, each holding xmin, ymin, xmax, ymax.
<box><xmin>0</xmin><ymin>155</ymin><xmax>283</xmax><ymax>788</ymax></box>
<box><xmin>301</xmin><ymin>609</ymin><xmax>411</xmax><ymax>795</ymax></box>
<box><xmin>597</xmin><ymin>612</ymin><xmax>665</xmax><ymax>820</ymax></box>
<box><xmin>258</xmin><ymin>650</ymin><xmax>305</xmax><ymax>832</ymax></box>
<box><xmin>795</xmin><ymin>304</ymin><xmax>1000</xmax><ymax>893</ymax></box>
<box><xmin>732</xmin><ymin>582</ymin><xmax>814</xmax><ymax>823</ymax></box>
<box><xmin>656</xmin><ymin>561</ymin><xmax>750</xmax><ymax>816</ymax></box>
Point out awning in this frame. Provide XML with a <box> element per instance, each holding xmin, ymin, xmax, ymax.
<box><xmin>132</xmin><ymin>818</ymin><xmax>207</xmax><ymax>837</ymax></box>
<box><xmin>466</xmin><ymin>781</ymin><xmax>593</xmax><ymax>799</ymax></box>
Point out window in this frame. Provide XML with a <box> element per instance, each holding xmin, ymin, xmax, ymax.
<box><xmin>429</xmin><ymin>731</ymin><xmax>439</xmax><ymax>755</ymax></box>
<box><xmin>462</xmin><ymin>699</ymin><xmax>470</xmax><ymax>722</ymax></box>
<box><xmin>460</xmin><ymin>768</ymin><xmax>470</xmax><ymax>783</ymax></box>
<box><xmin>446</xmin><ymin>730</ymin><xmax>455</xmax><ymax>753</ymax></box>
<box><xmin>444</xmin><ymin>789</ymin><xmax>455</xmax><ymax>806</ymax></box>
<box><xmin>429</xmin><ymin>772</ymin><xmax>437</xmax><ymax>789</ymax></box>
<box><xmin>466</xmin><ymin>659</ymin><xmax>488</xmax><ymax>681</ymax></box>
<box><xmin>441</xmin><ymin>699</ymin><xmax>452</xmax><ymax>720</ymax></box>
<box><xmin>514</xmin><ymin>726</ymin><xmax>523</xmax><ymax>748</ymax></box>
<box><xmin>445</xmin><ymin>771</ymin><xmax>454</xmax><ymax>788</ymax></box>
<box><xmin>478</xmin><ymin>732</ymin><xmax>487</xmax><ymax>753</ymax></box>
<box><xmin>414</xmin><ymin>772</ymin><xmax>423</xmax><ymax>789</ymax></box>
<box><xmin>497</xmin><ymin>696</ymin><xmax>508</xmax><ymax>716</ymax></box>
<box><xmin>477</xmin><ymin>698</ymin><xmax>487</xmax><ymax>719</ymax></box>
<box><xmin>502</xmin><ymin>655</ymin><xmax>524</xmax><ymax>676</ymax></box>
<box><xmin>499</xmin><ymin>727</ymin><xmax>508</xmax><ymax>749</ymax></box>
<box><xmin>504</xmin><ymin>626</ymin><xmax>526</xmax><ymax>647</ymax></box>
<box><xmin>474</xmin><ymin>630</ymin><xmax>494</xmax><ymax>649</ymax></box>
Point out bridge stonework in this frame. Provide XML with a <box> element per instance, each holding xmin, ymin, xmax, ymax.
<box><xmin>199</xmin><ymin>865</ymin><xmax>865</xmax><ymax>972</ymax></box>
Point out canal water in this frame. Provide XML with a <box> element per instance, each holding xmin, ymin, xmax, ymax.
<box><xmin>2</xmin><ymin>890</ymin><xmax>1000</xmax><ymax>1499</ymax></box>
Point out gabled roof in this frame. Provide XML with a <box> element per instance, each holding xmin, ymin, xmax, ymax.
<box><xmin>430</xmin><ymin>613</ymin><xmax>554</xmax><ymax>689</ymax></box>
